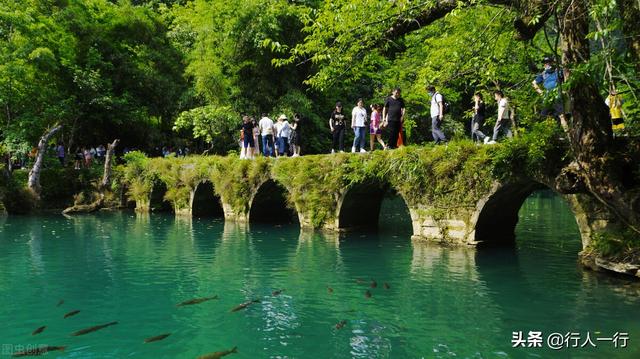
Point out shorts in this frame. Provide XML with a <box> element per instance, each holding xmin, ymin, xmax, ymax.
<box><xmin>243</xmin><ymin>134</ymin><xmax>255</xmax><ymax>148</ymax></box>
<box><xmin>370</xmin><ymin>127</ymin><xmax>381</xmax><ymax>135</ymax></box>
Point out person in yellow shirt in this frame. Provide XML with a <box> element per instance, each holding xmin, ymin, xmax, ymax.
<box><xmin>605</xmin><ymin>89</ymin><xmax>624</xmax><ymax>131</ymax></box>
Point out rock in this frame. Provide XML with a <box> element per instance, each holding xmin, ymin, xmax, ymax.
<box><xmin>595</xmin><ymin>257</ymin><xmax>640</xmax><ymax>278</ymax></box>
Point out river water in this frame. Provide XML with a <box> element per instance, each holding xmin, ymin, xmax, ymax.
<box><xmin>1</xmin><ymin>192</ymin><xmax>639</xmax><ymax>358</ymax></box>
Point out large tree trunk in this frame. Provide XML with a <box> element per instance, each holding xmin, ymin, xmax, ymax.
<box><xmin>558</xmin><ymin>0</ymin><xmax>640</xmax><ymax>234</ymax></box>
<box><xmin>64</xmin><ymin>139</ymin><xmax>119</xmax><ymax>215</ymax></box>
<box><xmin>28</xmin><ymin>125</ymin><xmax>62</xmax><ymax>197</ymax></box>
<box><xmin>101</xmin><ymin>139</ymin><xmax>119</xmax><ymax>189</ymax></box>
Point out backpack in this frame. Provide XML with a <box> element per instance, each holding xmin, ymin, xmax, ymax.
<box><xmin>435</xmin><ymin>92</ymin><xmax>451</xmax><ymax>114</ymax></box>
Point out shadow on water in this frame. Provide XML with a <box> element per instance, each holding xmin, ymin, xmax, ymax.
<box><xmin>472</xmin><ymin>190</ymin><xmax>640</xmax><ymax>356</ymax></box>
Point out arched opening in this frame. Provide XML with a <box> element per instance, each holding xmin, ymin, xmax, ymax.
<box><xmin>474</xmin><ymin>188</ymin><xmax>587</xmax><ymax>325</ymax></box>
<box><xmin>150</xmin><ymin>181</ymin><xmax>173</xmax><ymax>213</ymax></box>
<box><xmin>249</xmin><ymin>180</ymin><xmax>298</xmax><ymax>224</ymax></box>
<box><xmin>338</xmin><ymin>181</ymin><xmax>412</xmax><ymax>234</ymax></box>
<box><xmin>120</xmin><ymin>185</ymin><xmax>136</xmax><ymax>209</ymax></box>
<box><xmin>192</xmin><ymin>181</ymin><xmax>224</xmax><ymax>218</ymax></box>
<box><xmin>474</xmin><ymin>181</ymin><xmax>585</xmax><ymax>248</ymax></box>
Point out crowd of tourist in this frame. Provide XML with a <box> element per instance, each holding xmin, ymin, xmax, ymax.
<box><xmin>6</xmin><ymin>57</ymin><xmax>628</xmax><ymax>169</ymax></box>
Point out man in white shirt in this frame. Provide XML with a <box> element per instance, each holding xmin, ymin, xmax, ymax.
<box><xmin>485</xmin><ymin>90</ymin><xmax>513</xmax><ymax>144</ymax></box>
<box><xmin>258</xmin><ymin>113</ymin><xmax>275</xmax><ymax>157</ymax></box>
<box><xmin>351</xmin><ymin>98</ymin><xmax>368</xmax><ymax>153</ymax></box>
<box><xmin>427</xmin><ymin>86</ymin><xmax>447</xmax><ymax>144</ymax></box>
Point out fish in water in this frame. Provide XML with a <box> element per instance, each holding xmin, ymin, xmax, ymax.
<box><xmin>144</xmin><ymin>333</ymin><xmax>171</xmax><ymax>343</ymax></box>
<box><xmin>335</xmin><ymin>320</ymin><xmax>347</xmax><ymax>329</ymax></box>
<box><xmin>356</xmin><ymin>278</ymin><xmax>365</xmax><ymax>284</ymax></box>
<box><xmin>12</xmin><ymin>346</ymin><xmax>66</xmax><ymax>357</ymax></box>
<box><xmin>370</xmin><ymin>280</ymin><xmax>377</xmax><ymax>288</ymax></box>
<box><xmin>63</xmin><ymin>310</ymin><xmax>80</xmax><ymax>319</ymax></box>
<box><xmin>71</xmin><ymin>321</ymin><xmax>118</xmax><ymax>336</ymax></box>
<box><xmin>176</xmin><ymin>295</ymin><xmax>218</xmax><ymax>307</ymax></box>
<box><xmin>365</xmin><ymin>290</ymin><xmax>372</xmax><ymax>298</ymax></box>
<box><xmin>272</xmin><ymin>289</ymin><xmax>285</xmax><ymax>296</ymax></box>
<box><xmin>383</xmin><ymin>282</ymin><xmax>390</xmax><ymax>289</ymax></box>
<box><xmin>197</xmin><ymin>346</ymin><xmax>238</xmax><ymax>359</ymax></box>
<box><xmin>56</xmin><ymin>299</ymin><xmax>64</xmax><ymax>307</ymax></box>
<box><xmin>327</xmin><ymin>286</ymin><xmax>334</xmax><ymax>294</ymax></box>
<box><xmin>31</xmin><ymin>326</ymin><xmax>46</xmax><ymax>336</ymax></box>
<box><xmin>230</xmin><ymin>299</ymin><xmax>260</xmax><ymax>312</ymax></box>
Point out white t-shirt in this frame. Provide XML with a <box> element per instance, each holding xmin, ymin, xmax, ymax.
<box><xmin>276</xmin><ymin>121</ymin><xmax>291</xmax><ymax>138</ymax></box>
<box><xmin>498</xmin><ymin>98</ymin><xmax>510</xmax><ymax>120</ymax></box>
<box><xmin>430</xmin><ymin>93</ymin><xmax>443</xmax><ymax>118</ymax></box>
<box><xmin>352</xmin><ymin>106</ymin><xmax>367</xmax><ymax>127</ymax></box>
<box><xmin>259</xmin><ymin>117</ymin><xmax>274</xmax><ymax>136</ymax></box>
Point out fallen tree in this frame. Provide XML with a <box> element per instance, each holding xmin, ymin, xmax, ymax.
<box><xmin>63</xmin><ymin>139</ymin><xmax>120</xmax><ymax>214</ymax></box>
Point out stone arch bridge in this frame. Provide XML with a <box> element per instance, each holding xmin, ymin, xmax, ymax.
<box><xmin>125</xmin><ymin>144</ymin><xmax>620</xmax><ymax>255</ymax></box>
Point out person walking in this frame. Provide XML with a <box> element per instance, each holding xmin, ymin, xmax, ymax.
<box><xmin>485</xmin><ymin>90</ymin><xmax>513</xmax><ymax>144</ymax></box>
<box><xmin>605</xmin><ymin>89</ymin><xmax>625</xmax><ymax>132</ymax></box>
<box><xmin>83</xmin><ymin>147</ymin><xmax>92</xmax><ymax>168</ymax></box>
<box><xmin>382</xmin><ymin>87</ymin><xmax>405</xmax><ymax>149</ymax></box>
<box><xmin>258</xmin><ymin>113</ymin><xmax>275</xmax><ymax>157</ymax></box>
<box><xmin>427</xmin><ymin>86</ymin><xmax>447</xmax><ymax>144</ymax></box>
<box><xmin>329</xmin><ymin>102</ymin><xmax>346</xmax><ymax>153</ymax></box>
<box><xmin>241</xmin><ymin>115</ymin><xmax>255</xmax><ymax>159</ymax></box>
<box><xmin>55</xmin><ymin>142</ymin><xmax>65</xmax><ymax>166</ymax></box>
<box><xmin>370</xmin><ymin>104</ymin><xmax>387</xmax><ymax>151</ymax></box>
<box><xmin>290</xmin><ymin>113</ymin><xmax>302</xmax><ymax>157</ymax></box>
<box><xmin>275</xmin><ymin>114</ymin><xmax>291</xmax><ymax>157</ymax></box>
<box><xmin>251</xmin><ymin>117</ymin><xmax>260</xmax><ymax>157</ymax></box>
<box><xmin>74</xmin><ymin>148</ymin><xmax>82</xmax><ymax>169</ymax></box>
<box><xmin>96</xmin><ymin>144</ymin><xmax>106</xmax><ymax>162</ymax></box>
<box><xmin>351</xmin><ymin>98</ymin><xmax>367</xmax><ymax>153</ymax></box>
<box><xmin>471</xmin><ymin>92</ymin><xmax>487</xmax><ymax>143</ymax></box>
<box><xmin>532</xmin><ymin>56</ymin><xmax>565</xmax><ymax>120</ymax></box>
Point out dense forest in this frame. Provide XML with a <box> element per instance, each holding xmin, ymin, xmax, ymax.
<box><xmin>1</xmin><ymin>0</ymin><xmax>637</xmax><ymax>156</ymax></box>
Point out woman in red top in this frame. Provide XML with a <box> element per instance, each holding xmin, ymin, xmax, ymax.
<box><xmin>369</xmin><ymin>104</ymin><xmax>387</xmax><ymax>151</ymax></box>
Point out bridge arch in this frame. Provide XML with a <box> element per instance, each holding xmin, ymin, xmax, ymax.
<box><xmin>191</xmin><ymin>181</ymin><xmax>224</xmax><ymax>218</ymax></box>
<box><xmin>249</xmin><ymin>179</ymin><xmax>299</xmax><ymax>224</ymax></box>
<box><xmin>336</xmin><ymin>181</ymin><xmax>415</xmax><ymax>233</ymax></box>
<box><xmin>150</xmin><ymin>181</ymin><xmax>173</xmax><ymax>213</ymax></box>
<box><xmin>470</xmin><ymin>181</ymin><xmax>590</xmax><ymax>248</ymax></box>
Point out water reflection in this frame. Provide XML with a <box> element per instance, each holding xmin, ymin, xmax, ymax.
<box><xmin>1</xmin><ymin>193</ymin><xmax>640</xmax><ymax>358</ymax></box>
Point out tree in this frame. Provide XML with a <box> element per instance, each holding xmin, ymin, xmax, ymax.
<box><xmin>287</xmin><ymin>0</ymin><xmax>640</xmax><ymax>236</ymax></box>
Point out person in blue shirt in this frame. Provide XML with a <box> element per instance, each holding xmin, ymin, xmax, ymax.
<box><xmin>532</xmin><ymin>57</ymin><xmax>565</xmax><ymax>119</ymax></box>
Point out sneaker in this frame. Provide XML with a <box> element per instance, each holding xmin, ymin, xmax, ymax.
<box><xmin>360</xmin><ymin>148</ymin><xmax>367</xmax><ymax>153</ymax></box>
<box><xmin>486</xmin><ymin>140</ymin><xmax>497</xmax><ymax>145</ymax></box>
<box><xmin>331</xmin><ymin>149</ymin><xmax>335</xmax><ymax>154</ymax></box>
<box><xmin>351</xmin><ymin>146</ymin><xmax>356</xmax><ymax>153</ymax></box>
<box><xmin>483</xmin><ymin>137</ymin><xmax>490</xmax><ymax>144</ymax></box>
<box><xmin>339</xmin><ymin>150</ymin><xmax>344</xmax><ymax>153</ymax></box>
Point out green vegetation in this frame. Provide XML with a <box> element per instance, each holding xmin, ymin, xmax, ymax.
<box><xmin>1</xmin><ymin>1</ymin><xmax>639</xmax><ymax>268</ymax></box>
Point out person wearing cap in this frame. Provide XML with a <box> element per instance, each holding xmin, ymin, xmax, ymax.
<box><xmin>275</xmin><ymin>114</ymin><xmax>291</xmax><ymax>157</ymax></box>
<box><xmin>329</xmin><ymin>102</ymin><xmax>346</xmax><ymax>153</ymax></box>
<box><xmin>532</xmin><ymin>56</ymin><xmax>564</xmax><ymax>119</ymax></box>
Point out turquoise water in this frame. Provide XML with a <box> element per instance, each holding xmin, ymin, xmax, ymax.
<box><xmin>1</xmin><ymin>193</ymin><xmax>639</xmax><ymax>358</ymax></box>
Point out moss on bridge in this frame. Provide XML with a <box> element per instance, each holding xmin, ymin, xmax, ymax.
<box><xmin>120</xmin><ymin>119</ymin><xmax>566</xmax><ymax>228</ymax></box>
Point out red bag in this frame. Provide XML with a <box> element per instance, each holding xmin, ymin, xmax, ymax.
<box><xmin>397</xmin><ymin>123</ymin><xmax>404</xmax><ymax>147</ymax></box>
